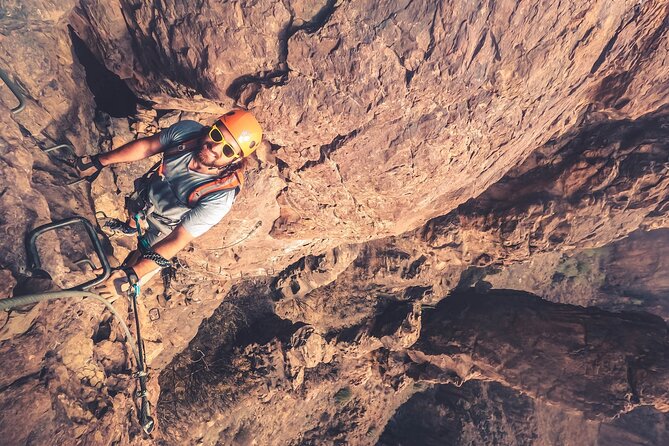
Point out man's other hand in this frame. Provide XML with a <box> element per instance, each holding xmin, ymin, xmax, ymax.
<box><xmin>92</xmin><ymin>270</ymin><xmax>130</xmax><ymax>303</ymax></box>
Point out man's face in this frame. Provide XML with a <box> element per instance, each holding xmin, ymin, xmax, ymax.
<box><xmin>196</xmin><ymin>123</ymin><xmax>242</xmax><ymax>168</ymax></box>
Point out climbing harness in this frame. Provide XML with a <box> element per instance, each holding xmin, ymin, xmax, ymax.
<box><xmin>0</xmin><ymin>67</ymin><xmax>26</xmax><ymax>114</ymax></box>
<box><xmin>127</xmin><ymin>211</ymin><xmax>176</xmax><ymax>305</ymax></box>
<box><xmin>6</xmin><ymin>216</ymin><xmax>156</xmax><ymax>434</ymax></box>
<box><xmin>130</xmin><ymin>211</ymin><xmax>174</xmax><ymax>278</ymax></box>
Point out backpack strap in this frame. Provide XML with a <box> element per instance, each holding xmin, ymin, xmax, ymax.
<box><xmin>158</xmin><ymin>133</ymin><xmax>203</xmax><ymax>177</ymax></box>
<box><xmin>187</xmin><ymin>170</ymin><xmax>244</xmax><ymax>207</ymax></box>
<box><xmin>163</xmin><ymin>135</ymin><xmax>203</xmax><ymax>158</ymax></box>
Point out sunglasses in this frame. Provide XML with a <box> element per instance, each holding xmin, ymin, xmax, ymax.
<box><xmin>208</xmin><ymin>123</ymin><xmax>241</xmax><ymax>159</ymax></box>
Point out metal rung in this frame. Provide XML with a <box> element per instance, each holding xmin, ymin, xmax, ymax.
<box><xmin>26</xmin><ymin>216</ymin><xmax>111</xmax><ymax>291</ymax></box>
<box><xmin>74</xmin><ymin>258</ymin><xmax>97</xmax><ymax>270</ymax></box>
<box><xmin>43</xmin><ymin>143</ymin><xmax>75</xmax><ymax>154</ymax></box>
<box><xmin>41</xmin><ymin>144</ymin><xmax>98</xmax><ymax>186</ymax></box>
<box><xmin>0</xmin><ymin>68</ymin><xmax>25</xmax><ymax>114</ymax></box>
<box><xmin>148</xmin><ymin>308</ymin><xmax>160</xmax><ymax>321</ymax></box>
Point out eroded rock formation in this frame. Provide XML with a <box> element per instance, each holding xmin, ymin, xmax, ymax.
<box><xmin>411</xmin><ymin>290</ymin><xmax>669</xmax><ymax>417</ymax></box>
<box><xmin>379</xmin><ymin>382</ymin><xmax>669</xmax><ymax>446</ymax></box>
<box><xmin>0</xmin><ymin>0</ymin><xmax>668</xmax><ymax>445</ymax></box>
<box><xmin>157</xmin><ymin>286</ymin><xmax>669</xmax><ymax>444</ymax></box>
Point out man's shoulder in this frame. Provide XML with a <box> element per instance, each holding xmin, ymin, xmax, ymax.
<box><xmin>169</xmin><ymin>119</ymin><xmax>204</xmax><ymax>131</ymax></box>
<box><xmin>196</xmin><ymin>187</ymin><xmax>238</xmax><ymax>206</ymax></box>
<box><xmin>159</xmin><ymin>120</ymin><xmax>205</xmax><ymax>147</ymax></box>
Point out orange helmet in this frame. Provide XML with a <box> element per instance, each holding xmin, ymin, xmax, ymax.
<box><xmin>217</xmin><ymin>109</ymin><xmax>263</xmax><ymax>158</ymax></box>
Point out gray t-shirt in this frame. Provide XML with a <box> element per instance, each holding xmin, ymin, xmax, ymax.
<box><xmin>146</xmin><ymin>120</ymin><xmax>236</xmax><ymax>238</ymax></box>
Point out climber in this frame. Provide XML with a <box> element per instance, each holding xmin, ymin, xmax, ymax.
<box><xmin>76</xmin><ymin>110</ymin><xmax>262</xmax><ymax>300</ymax></box>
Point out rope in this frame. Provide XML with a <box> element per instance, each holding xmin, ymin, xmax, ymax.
<box><xmin>0</xmin><ymin>291</ymin><xmax>139</xmax><ymax>364</ymax></box>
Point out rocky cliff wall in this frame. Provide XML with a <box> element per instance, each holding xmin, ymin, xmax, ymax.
<box><xmin>0</xmin><ymin>0</ymin><xmax>668</xmax><ymax>445</ymax></box>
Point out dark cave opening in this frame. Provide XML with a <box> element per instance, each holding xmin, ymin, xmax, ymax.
<box><xmin>68</xmin><ymin>26</ymin><xmax>148</xmax><ymax>118</ymax></box>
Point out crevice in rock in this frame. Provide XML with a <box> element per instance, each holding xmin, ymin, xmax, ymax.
<box><xmin>423</xmin><ymin>3</ymin><xmax>441</xmax><ymax>62</ymax></box>
<box><xmin>468</xmin><ymin>28</ymin><xmax>488</xmax><ymax>67</ymax></box>
<box><xmin>68</xmin><ymin>26</ymin><xmax>147</xmax><ymax>118</ymax></box>
<box><xmin>401</xmin><ymin>255</ymin><xmax>427</xmax><ymax>280</ymax></box>
<box><xmin>297</xmin><ymin>128</ymin><xmax>360</xmax><ymax>171</ymax></box>
<box><xmin>274</xmin><ymin>154</ymin><xmax>291</xmax><ymax>178</ymax></box>
<box><xmin>369</xmin><ymin>300</ymin><xmax>413</xmax><ymax>339</ymax></box>
<box><xmin>403</xmin><ymin>286</ymin><xmax>432</xmax><ymax>301</ymax></box>
<box><xmin>226</xmin><ymin>70</ymin><xmax>288</xmax><ymax>106</ymax></box>
<box><xmin>489</xmin><ymin>30</ymin><xmax>502</xmax><ymax>61</ymax></box>
<box><xmin>590</xmin><ymin>5</ymin><xmax>640</xmax><ymax>74</ymax></box>
<box><xmin>0</xmin><ymin>370</ymin><xmax>43</xmax><ymax>394</ymax></box>
<box><xmin>297</xmin><ymin>0</ymin><xmax>339</xmax><ymax>35</ymax></box>
<box><xmin>92</xmin><ymin>318</ymin><xmax>112</xmax><ymax>344</ymax></box>
<box><xmin>227</xmin><ymin>0</ymin><xmax>340</xmax><ymax>105</ymax></box>
<box><xmin>404</xmin><ymin>69</ymin><xmax>415</xmax><ymax>86</ymax></box>
<box><xmin>593</xmin><ymin>6</ymin><xmax>669</xmax><ymax>108</ymax></box>
<box><xmin>569</xmin><ymin>25</ymin><xmax>596</xmax><ymax>61</ymax></box>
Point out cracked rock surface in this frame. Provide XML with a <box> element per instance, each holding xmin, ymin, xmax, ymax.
<box><xmin>0</xmin><ymin>0</ymin><xmax>668</xmax><ymax>445</ymax></box>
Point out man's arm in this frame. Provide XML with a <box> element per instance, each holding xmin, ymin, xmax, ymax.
<box><xmin>77</xmin><ymin>133</ymin><xmax>165</xmax><ymax>178</ymax></box>
<box><xmin>131</xmin><ymin>224</ymin><xmax>195</xmax><ymax>278</ymax></box>
<box><xmin>94</xmin><ymin>225</ymin><xmax>195</xmax><ymax>301</ymax></box>
<box><xmin>81</xmin><ymin>120</ymin><xmax>204</xmax><ymax>176</ymax></box>
<box><xmin>98</xmin><ymin>133</ymin><xmax>164</xmax><ymax>166</ymax></box>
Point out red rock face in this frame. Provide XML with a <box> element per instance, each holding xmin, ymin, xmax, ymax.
<box><xmin>0</xmin><ymin>0</ymin><xmax>668</xmax><ymax>445</ymax></box>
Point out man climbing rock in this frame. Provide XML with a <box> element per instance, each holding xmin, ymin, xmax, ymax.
<box><xmin>77</xmin><ymin>110</ymin><xmax>262</xmax><ymax>300</ymax></box>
